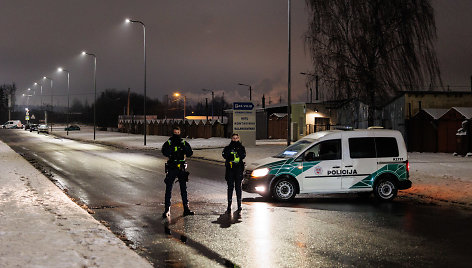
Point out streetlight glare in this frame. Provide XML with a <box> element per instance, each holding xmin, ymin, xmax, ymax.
<box><xmin>125</xmin><ymin>18</ymin><xmax>131</xmax><ymax>23</ymax></box>
<box><xmin>174</xmin><ymin>93</ymin><xmax>181</xmax><ymax>97</ymax></box>
<box><xmin>34</xmin><ymin>82</ymin><xmax>38</xmax><ymax>85</ymax></box>
<box><xmin>58</xmin><ymin>67</ymin><xmax>63</xmax><ymax>72</ymax></box>
<box><xmin>82</xmin><ymin>51</ymin><xmax>87</xmax><ymax>55</ymax></box>
<box><xmin>28</xmin><ymin>88</ymin><xmax>31</xmax><ymax>91</ymax></box>
<box><xmin>43</xmin><ymin>76</ymin><xmax>47</xmax><ymax>79</ymax></box>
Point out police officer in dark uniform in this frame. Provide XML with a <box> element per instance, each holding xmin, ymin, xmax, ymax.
<box><xmin>222</xmin><ymin>133</ymin><xmax>246</xmax><ymax>213</ymax></box>
<box><xmin>161</xmin><ymin>126</ymin><xmax>194</xmax><ymax>218</ymax></box>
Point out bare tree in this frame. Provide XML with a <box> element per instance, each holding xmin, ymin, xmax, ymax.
<box><xmin>304</xmin><ymin>0</ymin><xmax>442</xmax><ymax>125</ymax></box>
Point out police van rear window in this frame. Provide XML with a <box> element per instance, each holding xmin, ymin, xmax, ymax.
<box><xmin>349</xmin><ymin>137</ymin><xmax>399</xmax><ymax>158</ymax></box>
<box><xmin>375</xmin><ymin>137</ymin><xmax>399</xmax><ymax>157</ymax></box>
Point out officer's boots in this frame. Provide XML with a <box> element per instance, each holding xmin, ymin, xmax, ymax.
<box><xmin>236</xmin><ymin>199</ymin><xmax>242</xmax><ymax>212</ymax></box>
<box><xmin>162</xmin><ymin>207</ymin><xmax>170</xmax><ymax>218</ymax></box>
<box><xmin>183</xmin><ymin>205</ymin><xmax>195</xmax><ymax>216</ymax></box>
<box><xmin>225</xmin><ymin>200</ymin><xmax>232</xmax><ymax>214</ymax></box>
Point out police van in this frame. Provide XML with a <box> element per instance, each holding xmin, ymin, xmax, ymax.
<box><xmin>242</xmin><ymin>129</ymin><xmax>411</xmax><ymax>201</ymax></box>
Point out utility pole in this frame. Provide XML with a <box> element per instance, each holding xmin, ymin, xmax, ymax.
<box><xmin>205</xmin><ymin>98</ymin><xmax>209</xmax><ymax>121</ymax></box>
<box><xmin>287</xmin><ymin>0</ymin><xmax>292</xmax><ymax>146</ymax></box>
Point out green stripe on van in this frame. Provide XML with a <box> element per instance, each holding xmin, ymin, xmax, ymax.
<box><xmin>350</xmin><ymin>164</ymin><xmax>408</xmax><ymax>189</ymax></box>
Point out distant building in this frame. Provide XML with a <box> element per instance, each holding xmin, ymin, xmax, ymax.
<box><xmin>383</xmin><ymin>91</ymin><xmax>472</xmax><ymax>140</ymax></box>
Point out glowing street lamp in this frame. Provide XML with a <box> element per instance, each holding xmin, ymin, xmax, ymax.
<box><xmin>33</xmin><ymin>82</ymin><xmax>43</xmax><ymax>108</ymax></box>
<box><xmin>81</xmin><ymin>51</ymin><xmax>97</xmax><ymax>140</ymax></box>
<box><xmin>173</xmin><ymin>92</ymin><xmax>186</xmax><ymax>120</ymax></box>
<box><xmin>125</xmin><ymin>17</ymin><xmax>147</xmax><ymax>145</ymax></box>
<box><xmin>43</xmin><ymin>76</ymin><xmax>53</xmax><ymax>131</ymax></box>
<box><xmin>57</xmin><ymin>67</ymin><xmax>71</xmax><ymax>135</ymax></box>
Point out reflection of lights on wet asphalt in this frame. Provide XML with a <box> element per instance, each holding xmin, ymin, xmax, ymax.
<box><xmin>22</xmin><ymin>130</ymin><xmax>160</xmax><ymax>172</ymax></box>
<box><xmin>250</xmin><ymin>203</ymin><xmax>273</xmax><ymax>267</ymax></box>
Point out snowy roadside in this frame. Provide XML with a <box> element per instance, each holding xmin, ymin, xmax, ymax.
<box><xmin>50</xmin><ymin>125</ymin><xmax>472</xmax><ymax>208</ymax></box>
<box><xmin>0</xmin><ymin>140</ymin><xmax>152</xmax><ymax>267</ymax></box>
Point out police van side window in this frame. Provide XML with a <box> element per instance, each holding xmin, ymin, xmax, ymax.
<box><xmin>349</xmin><ymin>138</ymin><xmax>376</xmax><ymax>158</ymax></box>
<box><xmin>375</xmin><ymin>137</ymin><xmax>399</xmax><ymax>157</ymax></box>
<box><xmin>304</xmin><ymin>139</ymin><xmax>341</xmax><ymax>161</ymax></box>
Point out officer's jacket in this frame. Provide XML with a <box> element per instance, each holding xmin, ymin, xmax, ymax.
<box><xmin>162</xmin><ymin>136</ymin><xmax>193</xmax><ymax>167</ymax></box>
<box><xmin>222</xmin><ymin>141</ymin><xmax>246</xmax><ymax>169</ymax></box>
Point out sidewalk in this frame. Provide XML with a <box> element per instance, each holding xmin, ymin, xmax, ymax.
<box><xmin>0</xmin><ymin>140</ymin><xmax>152</xmax><ymax>267</ymax></box>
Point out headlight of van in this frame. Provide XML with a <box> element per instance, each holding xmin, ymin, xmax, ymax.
<box><xmin>251</xmin><ymin>168</ymin><xmax>270</xmax><ymax>178</ymax></box>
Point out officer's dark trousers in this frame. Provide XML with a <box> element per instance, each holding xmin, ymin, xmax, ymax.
<box><xmin>164</xmin><ymin>168</ymin><xmax>189</xmax><ymax>210</ymax></box>
<box><xmin>226</xmin><ymin>167</ymin><xmax>243</xmax><ymax>206</ymax></box>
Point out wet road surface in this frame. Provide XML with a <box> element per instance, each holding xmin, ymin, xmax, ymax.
<box><xmin>1</xmin><ymin>129</ymin><xmax>472</xmax><ymax>267</ymax></box>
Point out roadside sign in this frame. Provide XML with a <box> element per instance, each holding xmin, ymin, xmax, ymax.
<box><xmin>31</xmin><ymin>114</ymin><xmax>36</xmax><ymax>120</ymax></box>
<box><xmin>233</xmin><ymin>102</ymin><xmax>256</xmax><ymax>146</ymax></box>
<box><xmin>25</xmin><ymin>116</ymin><xmax>30</xmax><ymax>121</ymax></box>
<box><xmin>233</xmin><ymin>102</ymin><xmax>255</xmax><ymax>110</ymax></box>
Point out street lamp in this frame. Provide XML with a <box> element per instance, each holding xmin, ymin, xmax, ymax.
<box><xmin>237</xmin><ymin>83</ymin><xmax>252</xmax><ymax>101</ymax></box>
<box><xmin>287</xmin><ymin>0</ymin><xmax>292</xmax><ymax>146</ymax></box>
<box><xmin>173</xmin><ymin>92</ymin><xmax>186</xmax><ymax>120</ymax></box>
<box><xmin>81</xmin><ymin>51</ymin><xmax>97</xmax><ymax>140</ymax></box>
<box><xmin>22</xmin><ymin>90</ymin><xmax>34</xmax><ymax>106</ymax></box>
<box><xmin>43</xmin><ymin>76</ymin><xmax>53</xmax><ymax>131</ymax></box>
<box><xmin>202</xmin><ymin>89</ymin><xmax>214</xmax><ymax>121</ymax></box>
<box><xmin>33</xmin><ymin>82</ymin><xmax>43</xmax><ymax>108</ymax></box>
<box><xmin>58</xmin><ymin>67</ymin><xmax>70</xmax><ymax>135</ymax></box>
<box><xmin>125</xmin><ymin>18</ymin><xmax>147</xmax><ymax>146</ymax></box>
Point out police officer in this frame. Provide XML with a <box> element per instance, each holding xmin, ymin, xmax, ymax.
<box><xmin>161</xmin><ymin>126</ymin><xmax>194</xmax><ymax>218</ymax></box>
<box><xmin>222</xmin><ymin>133</ymin><xmax>246</xmax><ymax>213</ymax></box>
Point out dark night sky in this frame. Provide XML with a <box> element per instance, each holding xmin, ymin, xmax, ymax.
<box><xmin>1</xmin><ymin>0</ymin><xmax>471</xmax><ymax>107</ymax></box>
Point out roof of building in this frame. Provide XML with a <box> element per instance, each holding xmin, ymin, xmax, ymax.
<box><xmin>421</xmin><ymin>108</ymin><xmax>449</xmax><ymax>119</ymax></box>
<box><xmin>270</xmin><ymin>113</ymin><xmax>288</xmax><ymax>118</ymax></box>
<box><xmin>452</xmin><ymin>107</ymin><xmax>472</xmax><ymax>119</ymax></box>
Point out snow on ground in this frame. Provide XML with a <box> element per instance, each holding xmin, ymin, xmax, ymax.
<box><xmin>45</xmin><ymin>125</ymin><xmax>472</xmax><ymax>207</ymax></box>
<box><xmin>406</xmin><ymin>152</ymin><xmax>472</xmax><ymax>206</ymax></box>
<box><xmin>0</xmin><ymin>139</ymin><xmax>152</xmax><ymax>267</ymax></box>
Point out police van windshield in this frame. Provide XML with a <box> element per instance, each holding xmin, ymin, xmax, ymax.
<box><xmin>274</xmin><ymin>139</ymin><xmax>315</xmax><ymax>158</ymax></box>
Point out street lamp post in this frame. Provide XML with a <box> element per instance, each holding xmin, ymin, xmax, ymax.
<box><xmin>174</xmin><ymin>93</ymin><xmax>186</xmax><ymax>120</ymax></box>
<box><xmin>287</xmin><ymin>0</ymin><xmax>292</xmax><ymax>146</ymax></box>
<box><xmin>22</xmin><ymin>90</ymin><xmax>34</xmax><ymax>106</ymax></box>
<box><xmin>126</xmin><ymin>18</ymin><xmax>147</xmax><ymax>146</ymax></box>
<box><xmin>24</xmin><ymin>88</ymin><xmax>33</xmax><ymax>106</ymax></box>
<box><xmin>237</xmin><ymin>83</ymin><xmax>252</xmax><ymax>101</ymax></box>
<box><xmin>202</xmin><ymin>89</ymin><xmax>214</xmax><ymax>121</ymax></box>
<box><xmin>82</xmin><ymin>51</ymin><xmax>97</xmax><ymax>140</ymax></box>
<box><xmin>34</xmin><ymin>82</ymin><xmax>43</xmax><ymax>108</ymax></box>
<box><xmin>43</xmin><ymin>76</ymin><xmax>53</xmax><ymax>131</ymax></box>
<box><xmin>58</xmin><ymin>67</ymin><xmax>70</xmax><ymax>135</ymax></box>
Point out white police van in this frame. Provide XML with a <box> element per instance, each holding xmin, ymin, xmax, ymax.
<box><xmin>242</xmin><ymin>129</ymin><xmax>411</xmax><ymax>201</ymax></box>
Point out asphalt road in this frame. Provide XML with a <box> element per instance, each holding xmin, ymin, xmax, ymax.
<box><xmin>2</xmin><ymin>129</ymin><xmax>472</xmax><ymax>267</ymax></box>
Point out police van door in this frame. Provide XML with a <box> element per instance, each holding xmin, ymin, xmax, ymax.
<box><xmin>342</xmin><ymin>136</ymin><xmax>377</xmax><ymax>189</ymax></box>
<box><xmin>301</xmin><ymin>139</ymin><xmax>342</xmax><ymax>192</ymax></box>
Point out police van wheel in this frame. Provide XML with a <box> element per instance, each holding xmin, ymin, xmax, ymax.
<box><xmin>374</xmin><ymin>178</ymin><xmax>397</xmax><ymax>201</ymax></box>
<box><xmin>272</xmin><ymin>178</ymin><xmax>296</xmax><ymax>201</ymax></box>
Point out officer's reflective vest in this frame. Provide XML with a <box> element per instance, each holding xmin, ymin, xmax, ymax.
<box><xmin>168</xmin><ymin>139</ymin><xmax>186</xmax><ymax>168</ymax></box>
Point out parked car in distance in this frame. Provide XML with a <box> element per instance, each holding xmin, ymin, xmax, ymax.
<box><xmin>37</xmin><ymin>124</ymin><xmax>49</xmax><ymax>134</ymax></box>
<box><xmin>2</xmin><ymin>120</ymin><xmax>22</xmax><ymax>129</ymax></box>
<box><xmin>65</xmin><ymin>125</ymin><xmax>80</xmax><ymax>131</ymax></box>
<box><xmin>29</xmin><ymin>124</ymin><xmax>39</xmax><ymax>132</ymax></box>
